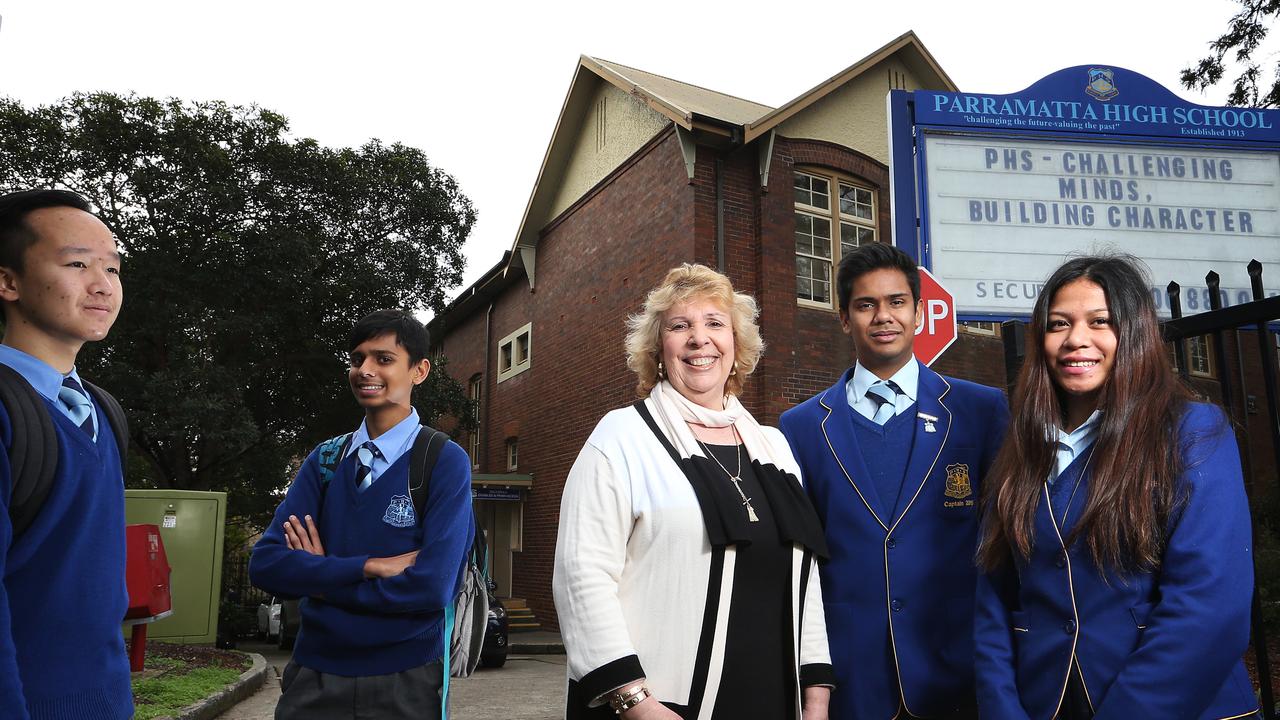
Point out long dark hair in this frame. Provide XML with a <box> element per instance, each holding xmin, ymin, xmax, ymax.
<box><xmin>978</xmin><ymin>255</ymin><xmax>1192</xmax><ymax>573</ymax></box>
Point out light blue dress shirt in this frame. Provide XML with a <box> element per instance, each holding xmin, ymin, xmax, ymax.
<box><xmin>343</xmin><ymin>407</ymin><xmax>422</xmax><ymax>488</ymax></box>
<box><xmin>0</xmin><ymin>344</ymin><xmax>98</xmax><ymax>440</ymax></box>
<box><xmin>1047</xmin><ymin>409</ymin><xmax>1102</xmax><ymax>486</ymax></box>
<box><xmin>845</xmin><ymin>359</ymin><xmax>920</xmax><ymax>422</ymax></box>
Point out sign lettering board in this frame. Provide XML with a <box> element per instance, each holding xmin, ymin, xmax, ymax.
<box><xmin>888</xmin><ymin>66</ymin><xmax>1280</xmax><ymax>318</ymax></box>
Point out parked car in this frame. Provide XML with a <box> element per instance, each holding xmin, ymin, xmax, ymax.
<box><xmin>256</xmin><ymin>596</ymin><xmax>282</xmax><ymax>642</ymax></box>
<box><xmin>278</xmin><ymin>598</ymin><xmax>301</xmax><ymax>650</ymax></box>
<box><xmin>480</xmin><ymin>580</ymin><xmax>509</xmax><ymax>669</ymax></box>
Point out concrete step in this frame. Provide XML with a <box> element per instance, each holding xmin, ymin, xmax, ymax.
<box><xmin>506</xmin><ymin>604</ymin><xmax>542</xmax><ymax>632</ymax></box>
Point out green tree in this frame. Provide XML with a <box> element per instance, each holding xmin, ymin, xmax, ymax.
<box><xmin>0</xmin><ymin>92</ymin><xmax>477</xmax><ymax>522</ymax></box>
<box><xmin>1182</xmin><ymin>0</ymin><xmax>1280</xmax><ymax>106</ymax></box>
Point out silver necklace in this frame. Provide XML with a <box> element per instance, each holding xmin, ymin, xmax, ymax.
<box><xmin>695</xmin><ymin>426</ymin><xmax>760</xmax><ymax>523</ymax></box>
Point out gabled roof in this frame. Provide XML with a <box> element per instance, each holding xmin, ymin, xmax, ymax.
<box><xmin>743</xmin><ymin>31</ymin><xmax>957</xmax><ymax>142</ymax></box>
<box><xmin>490</xmin><ymin>33</ymin><xmax>954</xmax><ymax>295</ymax></box>
<box><xmin>583</xmin><ymin>56</ymin><xmax>775</xmax><ymax>128</ymax></box>
<box><xmin>507</xmin><ymin>55</ymin><xmax>777</xmax><ymax>286</ymax></box>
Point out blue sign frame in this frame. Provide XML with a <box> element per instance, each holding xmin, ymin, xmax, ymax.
<box><xmin>888</xmin><ymin>66</ymin><xmax>1280</xmax><ymax>322</ymax></box>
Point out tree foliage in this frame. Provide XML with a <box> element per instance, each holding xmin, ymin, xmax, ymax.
<box><xmin>1182</xmin><ymin>0</ymin><xmax>1280</xmax><ymax>107</ymax></box>
<box><xmin>0</xmin><ymin>92</ymin><xmax>477</xmax><ymax>521</ymax></box>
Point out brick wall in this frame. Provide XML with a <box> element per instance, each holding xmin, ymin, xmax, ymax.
<box><xmin>435</xmin><ymin>129</ymin><xmax>1014</xmax><ymax>631</ymax></box>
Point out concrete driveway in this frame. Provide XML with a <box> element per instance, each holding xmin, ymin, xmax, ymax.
<box><xmin>219</xmin><ymin>641</ymin><xmax>566</xmax><ymax>720</ymax></box>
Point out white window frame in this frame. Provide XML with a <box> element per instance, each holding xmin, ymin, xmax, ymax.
<box><xmin>794</xmin><ymin>169</ymin><xmax>878</xmax><ymax>310</ymax></box>
<box><xmin>497</xmin><ymin>323</ymin><xmax>532</xmax><ymax>383</ymax></box>
<box><xmin>961</xmin><ymin>321</ymin><xmax>1000</xmax><ymax>336</ymax></box>
<box><xmin>1187</xmin><ymin>335</ymin><xmax>1214</xmax><ymax>378</ymax></box>
<box><xmin>505</xmin><ymin>437</ymin><xmax>518</xmax><ymax>471</ymax></box>
<box><xmin>468</xmin><ymin>375</ymin><xmax>482</xmax><ymax>469</ymax></box>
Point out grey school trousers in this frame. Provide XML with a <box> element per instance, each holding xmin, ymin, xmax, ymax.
<box><xmin>275</xmin><ymin>659</ymin><xmax>445</xmax><ymax>720</ymax></box>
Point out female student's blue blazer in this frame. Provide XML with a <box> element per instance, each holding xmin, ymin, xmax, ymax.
<box><xmin>974</xmin><ymin>403</ymin><xmax>1259</xmax><ymax>720</ymax></box>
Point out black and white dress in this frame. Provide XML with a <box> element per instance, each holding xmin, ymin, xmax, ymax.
<box><xmin>554</xmin><ymin>399</ymin><xmax>833</xmax><ymax>720</ymax></box>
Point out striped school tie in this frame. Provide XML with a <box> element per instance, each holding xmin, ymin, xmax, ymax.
<box><xmin>58</xmin><ymin>376</ymin><xmax>95</xmax><ymax>438</ymax></box>
<box><xmin>866</xmin><ymin>380</ymin><xmax>901</xmax><ymax>425</ymax></box>
<box><xmin>355</xmin><ymin>441</ymin><xmax>382</xmax><ymax>491</ymax></box>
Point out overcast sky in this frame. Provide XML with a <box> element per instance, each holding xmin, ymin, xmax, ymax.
<box><xmin>0</xmin><ymin>0</ymin><xmax>1255</xmax><ymax>302</ymax></box>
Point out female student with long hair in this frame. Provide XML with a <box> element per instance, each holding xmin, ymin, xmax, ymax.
<box><xmin>974</xmin><ymin>255</ymin><xmax>1260</xmax><ymax>720</ymax></box>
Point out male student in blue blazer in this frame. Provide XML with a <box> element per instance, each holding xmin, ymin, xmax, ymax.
<box><xmin>780</xmin><ymin>243</ymin><xmax>1009</xmax><ymax>720</ymax></box>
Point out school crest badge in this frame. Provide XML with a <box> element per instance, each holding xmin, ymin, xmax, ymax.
<box><xmin>944</xmin><ymin>463</ymin><xmax>972</xmax><ymax>500</ymax></box>
<box><xmin>382</xmin><ymin>494</ymin><xmax>416</xmax><ymax>528</ymax></box>
<box><xmin>1086</xmin><ymin>68</ymin><xmax>1118</xmax><ymax>101</ymax></box>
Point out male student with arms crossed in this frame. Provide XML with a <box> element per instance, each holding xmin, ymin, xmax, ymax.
<box><xmin>0</xmin><ymin>189</ymin><xmax>131</xmax><ymax>720</ymax></box>
<box><xmin>251</xmin><ymin>310</ymin><xmax>473</xmax><ymax>720</ymax></box>
<box><xmin>780</xmin><ymin>243</ymin><xmax>1009</xmax><ymax>720</ymax></box>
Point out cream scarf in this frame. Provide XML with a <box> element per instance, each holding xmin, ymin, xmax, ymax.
<box><xmin>647</xmin><ymin>380</ymin><xmax>786</xmax><ymax>467</ymax></box>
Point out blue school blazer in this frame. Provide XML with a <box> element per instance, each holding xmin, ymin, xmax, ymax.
<box><xmin>974</xmin><ymin>403</ymin><xmax>1259</xmax><ymax>720</ymax></box>
<box><xmin>780</xmin><ymin>362</ymin><xmax>1009</xmax><ymax>720</ymax></box>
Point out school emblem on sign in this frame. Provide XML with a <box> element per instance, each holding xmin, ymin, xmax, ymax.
<box><xmin>944</xmin><ymin>463</ymin><xmax>972</xmax><ymax>500</ymax></box>
<box><xmin>382</xmin><ymin>494</ymin><xmax>416</xmax><ymax>528</ymax></box>
<box><xmin>1085</xmin><ymin>68</ymin><xmax>1118</xmax><ymax>101</ymax></box>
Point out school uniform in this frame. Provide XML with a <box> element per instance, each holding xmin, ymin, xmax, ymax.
<box><xmin>0</xmin><ymin>346</ymin><xmax>132</xmax><ymax>720</ymax></box>
<box><xmin>780</xmin><ymin>360</ymin><xmax>1009</xmax><ymax>720</ymax></box>
<box><xmin>250</xmin><ymin>409</ymin><xmax>474</xmax><ymax>720</ymax></box>
<box><xmin>974</xmin><ymin>403</ymin><xmax>1260</xmax><ymax>720</ymax></box>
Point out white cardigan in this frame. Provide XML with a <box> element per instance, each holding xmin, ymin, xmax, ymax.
<box><xmin>553</xmin><ymin>400</ymin><xmax>831</xmax><ymax>718</ymax></box>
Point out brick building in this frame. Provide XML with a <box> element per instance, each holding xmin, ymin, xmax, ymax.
<box><xmin>429</xmin><ymin>32</ymin><xmax>1012</xmax><ymax>629</ymax></box>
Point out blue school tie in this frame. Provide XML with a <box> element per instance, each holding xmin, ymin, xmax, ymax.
<box><xmin>866</xmin><ymin>380</ymin><xmax>901</xmax><ymax>425</ymax></box>
<box><xmin>354</xmin><ymin>441</ymin><xmax>382</xmax><ymax>492</ymax></box>
<box><xmin>58</xmin><ymin>376</ymin><xmax>95</xmax><ymax>438</ymax></box>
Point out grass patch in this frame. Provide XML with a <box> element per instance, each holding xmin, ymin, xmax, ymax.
<box><xmin>133</xmin><ymin>667</ymin><xmax>242</xmax><ymax>720</ymax></box>
<box><xmin>128</xmin><ymin>640</ymin><xmax>251</xmax><ymax>720</ymax></box>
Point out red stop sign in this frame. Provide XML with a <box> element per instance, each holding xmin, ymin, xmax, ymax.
<box><xmin>913</xmin><ymin>266</ymin><xmax>957</xmax><ymax>366</ymax></box>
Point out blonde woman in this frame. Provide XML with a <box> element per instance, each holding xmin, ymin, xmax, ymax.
<box><xmin>555</xmin><ymin>264</ymin><xmax>833</xmax><ymax>720</ymax></box>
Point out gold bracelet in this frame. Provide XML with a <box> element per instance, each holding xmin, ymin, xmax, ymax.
<box><xmin>608</xmin><ymin>684</ymin><xmax>651</xmax><ymax>714</ymax></box>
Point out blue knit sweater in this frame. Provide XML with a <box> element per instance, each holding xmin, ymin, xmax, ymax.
<box><xmin>250</xmin><ymin>434</ymin><xmax>473</xmax><ymax>676</ymax></box>
<box><xmin>0</xmin><ymin>400</ymin><xmax>132</xmax><ymax>720</ymax></box>
<box><xmin>850</xmin><ymin>402</ymin><xmax>918</xmax><ymax>523</ymax></box>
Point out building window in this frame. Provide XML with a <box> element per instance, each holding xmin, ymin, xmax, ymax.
<box><xmin>506</xmin><ymin>437</ymin><xmax>518</xmax><ymax>471</ymax></box>
<box><xmin>1187</xmin><ymin>335</ymin><xmax>1214</xmax><ymax>378</ymax></box>
<box><xmin>468</xmin><ymin>375</ymin><xmax>482</xmax><ymax>468</ymax></box>
<box><xmin>497</xmin><ymin>323</ymin><xmax>532</xmax><ymax>383</ymax></box>
<box><xmin>961</xmin><ymin>321</ymin><xmax>999</xmax><ymax>336</ymax></box>
<box><xmin>794</xmin><ymin>170</ymin><xmax>877</xmax><ymax>308</ymax></box>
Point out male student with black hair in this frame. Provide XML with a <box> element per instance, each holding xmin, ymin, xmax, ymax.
<box><xmin>250</xmin><ymin>309</ymin><xmax>473</xmax><ymax>720</ymax></box>
<box><xmin>0</xmin><ymin>189</ymin><xmax>131</xmax><ymax>720</ymax></box>
<box><xmin>780</xmin><ymin>243</ymin><xmax>1009</xmax><ymax>720</ymax></box>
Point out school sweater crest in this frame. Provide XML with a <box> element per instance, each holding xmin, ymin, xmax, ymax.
<box><xmin>0</xmin><ymin>399</ymin><xmax>132</xmax><ymax>720</ymax></box>
<box><xmin>250</xmin><ymin>438</ymin><xmax>474</xmax><ymax>677</ymax></box>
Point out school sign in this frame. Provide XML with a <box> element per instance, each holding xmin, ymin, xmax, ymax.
<box><xmin>887</xmin><ymin>65</ymin><xmax>1280</xmax><ymax>318</ymax></box>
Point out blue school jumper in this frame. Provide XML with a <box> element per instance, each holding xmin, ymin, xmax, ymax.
<box><xmin>975</xmin><ymin>403</ymin><xmax>1259</xmax><ymax>720</ymax></box>
<box><xmin>780</xmin><ymin>361</ymin><xmax>1009</xmax><ymax>720</ymax></box>
<box><xmin>0</xmin><ymin>391</ymin><xmax>131</xmax><ymax>720</ymax></box>
<box><xmin>250</xmin><ymin>432</ymin><xmax>473</xmax><ymax>677</ymax></box>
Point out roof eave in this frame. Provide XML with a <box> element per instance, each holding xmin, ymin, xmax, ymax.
<box><xmin>742</xmin><ymin>30</ymin><xmax>957</xmax><ymax>143</ymax></box>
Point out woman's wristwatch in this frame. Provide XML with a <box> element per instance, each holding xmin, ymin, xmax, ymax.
<box><xmin>608</xmin><ymin>683</ymin><xmax>652</xmax><ymax>714</ymax></box>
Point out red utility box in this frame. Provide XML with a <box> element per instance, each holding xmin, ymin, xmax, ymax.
<box><xmin>122</xmin><ymin>524</ymin><xmax>172</xmax><ymax>672</ymax></box>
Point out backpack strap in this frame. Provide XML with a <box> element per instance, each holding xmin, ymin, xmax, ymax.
<box><xmin>312</xmin><ymin>432</ymin><xmax>352</xmax><ymax>520</ymax></box>
<box><xmin>316</xmin><ymin>433</ymin><xmax>353</xmax><ymax>486</ymax></box>
<box><xmin>409</xmin><ymin>426</ymin><xmax>447</xmax><ymax>520</ymax></box>
<box><xmin>83</xmin><ymin>380</ymin><xmax>129</xmax><ymax>473</ymax></box>
<box><xmin>0</xmin><ymin>364</ymin><xmax>57</xmax><ymax>538</ymax></box>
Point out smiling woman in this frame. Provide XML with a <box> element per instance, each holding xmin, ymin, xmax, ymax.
<box><xmin>554</xmin><ymin>264</ymin><xmax>832</xmax><ymax>720</ymax></box>
<box><xmin>974</xmin><ymin>255</ymin><xmax>1262</xmax><ymax>720</ymax></box>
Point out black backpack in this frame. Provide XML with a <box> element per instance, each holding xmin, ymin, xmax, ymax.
<box><xmin>0</xmin><ymin>363</ymin><xmax>129</xmax><ymax>538</ymax></box>
<box><xmin>312</xmin><ymin>426</ymin><xmax>489</xmax><ymax>678</ymax></box>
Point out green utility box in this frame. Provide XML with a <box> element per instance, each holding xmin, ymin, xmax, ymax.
<box><xmin>124</xmin><ymin>490</ymin><xmax>227</xmax><ymax>644</ymax></box>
